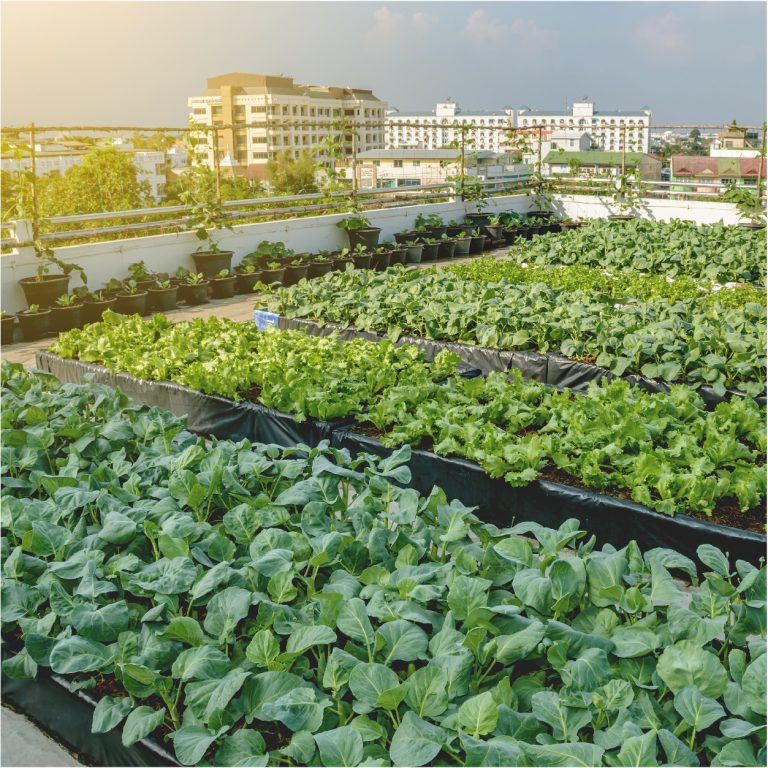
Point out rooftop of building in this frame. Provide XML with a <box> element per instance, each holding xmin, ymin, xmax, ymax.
<box><xmin>386</xmin><ymin>110</ymin><xmax>513</xmax><ymax>118</ymax></box>
<box><xmin>199</xmin><ymin>73</ymin><xmax>383</xmax><ymax>101</ymax></box>
<box><xmin>543</xmin><ymin>150</ymin><xmax>650</xmax><ymax>166</ymax></box>
<box><xmin>670</xmin><ymin>155</ymin><xmax>766</xmax><ymax>177</ymax></box>
<box><xmin>519</xmin><ymin>109</ymin><xmax>650</xmax><ymax>117</ymax></box>
<box><xmin>357</xmin><ymin>148</ymin><xmax>502</xmax><ymax>160</ymax></box>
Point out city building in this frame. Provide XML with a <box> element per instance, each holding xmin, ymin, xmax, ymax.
<box><xmin>542</xmin><ymin>151</ymin><xmax>662</xmax><ymax>179</ymax></box>
<box><xmin>385</xmin><ymin>101</ymin><xmax>516</xmax><ymax>153</ymax></box>
<box><xmin>0</xmin><ymin>140</ymin><xmax>167</xmax><ymax>201</ymax></box>
<box><xmin>518</xmin><ymin>100</ymin><xmax>652</xmax><ymax>153</ymax></box>
<box><xmin>188</xmin><ymin>73</ymin><xmax>387</xmax><ymax>178</ymax></box>
<box><xmin>670</xmin><ymin>156</ymin><xmax>766</xmax><ymax>193</ymax></box>
<box><xmin>710</xmin><ymin>126</ymin><xmax>761</xmax><ymax>158</ymax></box>
<box><xmin>522</xmin><ymin>129</ymin><xmax>592</xmax><ymax>165</ymax></box>
<box><xmin>347</xmin><ymin>148</ymin><xmax>531</xmax><ymax>189</ymax></box>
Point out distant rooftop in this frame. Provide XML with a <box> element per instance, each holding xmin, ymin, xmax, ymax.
<box><xmin>357</xmin><ymin>149</ymin><xmax>503</xmax><ymax>160</ymax></box>
<box><xmin>671</xmin><ymin>155</ymin><xmax>766</xmax><ymax>178</ymax></box>
<box><xmin>543</xmin><ymin>151</ymin><xmax>647</xmax><ymax>166</ymax></box>
<box><xmin>520</xmin><ymin>109</ymin><xmax>650</xmax><ymax>117</ymax></box>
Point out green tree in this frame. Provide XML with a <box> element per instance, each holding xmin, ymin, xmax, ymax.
<box><xmin>687</xmin><ymin>128</ymin><xmax>704</xmax><ymax>155</ymax></box>
<box><xmin>131</xmin><ymin>132</ymin><xmax>177</xmax><ymax>152</ymax></box>
<box><xmin>266</xmin><ymin>149</ymin><xmax>318</xmax><ymax>194</ymax></box>
<box><xmin>38</xmin><ymin>146</ymin><xmax>152</xmax><ymax>215</ymax></box>
<box><xmin>220</xmin><ymin>175</ymin><xmax>265</xmax><ymax>201</ymax></box>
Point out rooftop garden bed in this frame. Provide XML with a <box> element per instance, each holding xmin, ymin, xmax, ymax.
<box><xmin>46</xmin><ymin>315</ymin><xmax>766</xmax><ymax>525</ymax></box>
<box><xmin>2</xmin><ymin>364</ymin><xmax>766</xmax><ymax>768</ymax></box>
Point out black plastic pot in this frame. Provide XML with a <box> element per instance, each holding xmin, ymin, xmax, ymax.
<box><xmin>405</xmin><ymin>243</ymin><xmax>424</xmax><ymax>263</ymax></box>
<box><xmin>429</xmin><ymin>226</ymin><xmax>447</xmax><ymax>239</ymax></box>
<box><xmin>261</xmin><ymin>267</ymin><xmax>285</xmax><ymax>285</ymax></box>
<box><xmin>738</xmin><ymin>222</ymin><xmax>766</xmax><ymax>230</ymax></box>
<box><xmin>352</xmin><ymin>253</ymin><xmax>373</xmax><ymax>270</ymax></box>
<box><xmin>453</xmin><ymin>236</ymin><xmax>472</xmax><ymax>257</ymax></box>
<box><xmin>346</xmin><ymin>228</ymin><xmax>381</xmax><ymax>250</ymax></box>
<box><xmin>527</xmin><ymin>210</ymin><xmax>554</xmax><ymax>220</ymax></box>
<box><xmin>50</xmin><ymin>304</ymin><xmax>84</xmax><ymax>333</ymax></box>
<box><xmin>446</xmin><ymin>226</ymin><xmax>464</xmax><ymax>237</ymax></box>
<box><xmin>83</xmin><ymin>298</ymin><xmax>117</xmax><ymax>324</ymax></box>
<box><xmin>469</xmin><ymin>235</ymin><xmax>486</xmax><ymax>254</ymax></box>
<box><xmin>126</xmin><ymin>278</ymin><xmax>156</xmax><ymax>293</ymax></box>
<box><xmin>307</xmin><ymin>261</ymin><xmax>335</xmax><ymax>279</ymax></box>
<box><xmin>482</xmin><ymin>224</ymin><xmax>503</xmax><ymax>240</ymax></box>
<box><xmin>18</xmin><ymin>274</ymin><xmax>71</xmax><ymax>308</ymax></box>
<box><xmin>1</xmin><ymin>315</ymin><xmax>16</xmax><ymax>345</ymax></box>
<box><xmin>438</xmin><ymin>239</ymin><xmax>457</xmax><ymax>259</ymax></box>
<box><xmin>183</xmin><ymin>282</ymin><xmax>210</xmax><ymax>305</ymax></box>
<box><xmin>192</xmin><ymin>250</ymin><xmax>234</xmax><ymax>278</ymax></box>
<box><xmin>465</xmin><ymin>213</ymin><xmax>491</xmax><ymax>226</ymax></box>
<box><xmin>18</xmin><ymin>309</ymin><xmax>51</xmax><ymax>340</ymax></box>
<box><xmin>607</xmin><ymin>214</ymin><xmax>635</xmax><ymax>221</ymax></box>
<box><xmin>210</xmin><ymin>276</ymin><xmax>237</xmax><ymax>298</ymax></box>
<box><xmin>502</xmin><ymin>228</ymin><xmax>523</xmax><ymax>244</ymax></box>
<box><xmin>387</xmin><ymin>247</ymin><xmax>406</xmax><ymax>266</ymax></box>
<box><xmin>371</xmin><ymin>252</ymin><xmax>391</xmax><ymax>271</ymax></box>
<box><xmin>147</xmin><ymin>287</ymin><xmax>178</xmax><ymax>312</ymax></box>
<box><xmin>394</xmin><ymin>231</ymin><xmax>420</xmax><ymax>245</ymax></box>
<box><xmin>283</xmin><ymin>264</ymin><xmax>309</xmax><ymax>287</ymax></box>
<box><xmin>421</xmin><ymin>243</ymin><xmax>440</xmax><ymax>261</ymax></box>
<box><xmin>333</xmin><ymin>258</ymin><xmax>353</xmax><ymax>272</ymax></box>
<box><xmin>235</xmin><ymin>271</ymin><xmax>262</xmax><ymax>294</ymax></box>
<box><xmin>114</xmin><ymin>291</ymin><xmax>149</xmax><ymax>315</ymax></box>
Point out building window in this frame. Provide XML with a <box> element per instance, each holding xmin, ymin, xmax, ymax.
<box><xmin>412</xmin><ymin>160</ymin><xmax>420</xmax><ymax>166</ymax></box>
<box><xmin>192</xmin><ymin>108</ymin><xmax>207</xmax><ymax>116</ymax></box>
<box><xmin>394</xmin><ymin>160</ymin><xmax>403</xmax><ymax>168</ymax></box>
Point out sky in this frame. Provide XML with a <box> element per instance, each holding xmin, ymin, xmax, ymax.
<box><xmin>1</xmin><ymin>1</ymin><xmax>766</xmax><ymax>128</ymax></box>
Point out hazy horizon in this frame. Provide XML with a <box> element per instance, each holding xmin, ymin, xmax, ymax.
<box><xmin>2</xmin><ymin>1</ymin><xmax>766</xmax><ymax>128</ymax></box>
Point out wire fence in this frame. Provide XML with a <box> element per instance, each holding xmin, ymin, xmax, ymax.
<box><xmin>2</xmin><ymin>118</ymin><xmax>765</xmax><ymax>250</ymax></box>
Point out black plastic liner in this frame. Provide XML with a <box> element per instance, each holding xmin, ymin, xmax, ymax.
<box><xmin>35</xmin><ymin>351</ymin><xmax>344</xmax><ymax>447</ymax></box>
<box><xmin>331</xmin><ymin>428</ymin><xmax>766</xmax><ymax>567</ymax></box>
<box><xmin>2</xmin><ymin>670</ymin><xmax>177</xmax><ymax>767</ymax></box>
<box><xmin>276</xmin><ymin>317</ymin><xmax>766</xmax><ymax>408</ymax></box>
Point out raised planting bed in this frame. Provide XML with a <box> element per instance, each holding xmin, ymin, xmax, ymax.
<box><xmin>263</xmin><ymin>266</ymin><xmax>766</xmax><ymax>403</ymax></box>
<box><xmin>3</xmin><ymin>363</ymin><xmax>766</xmax><ymax>768</ymax></box>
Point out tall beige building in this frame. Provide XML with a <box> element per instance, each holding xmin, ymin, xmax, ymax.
<box><xmin>188</xmin><ymin>73</ymin><xmax>387</xmax><ymax>177</ymax></box>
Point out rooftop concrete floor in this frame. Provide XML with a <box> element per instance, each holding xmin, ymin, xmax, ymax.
<box><xmin>1</xmin><ymin>707</ymin><xmax>82</xmax><ymax>767</ymax></box>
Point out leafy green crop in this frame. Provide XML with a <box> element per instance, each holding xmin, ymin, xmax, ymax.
<box><xmin>512</xmin><ymin>218</ymin><xmax>766</xmax><ymax>284</ymax></box>
<box><xmin>266</xmin><ymin>267</ymin><xmax>766</xmax><ymax>397</ymax></box>
<box><xmin>2</xmin><ymin>364</ymin><xmax>766</xmax><ymax>767</ymax></box>
<box><xmin>446</xmin><ymin>260</ymin><xmax>765</xmax><ymax>308</ymax></box>
<box><xmin>48</xmin><ymin>314</ymin><xmax>766</xmax><ymax>517</ymax></box>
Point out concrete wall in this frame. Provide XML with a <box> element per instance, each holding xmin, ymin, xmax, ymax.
<box><xmin>1</xmin><ymin>194</ymin><xmax>742</xmax><ymax>314</ymax></box>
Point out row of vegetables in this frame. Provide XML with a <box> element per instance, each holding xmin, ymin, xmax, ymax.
<box><xmin>48</xmin><ymin>313</ymin><xmax>766</xmax><ymax>520</ymax></box>
<box><xmin>2</xmin><ymin>363</ymin><xmax>766</xmax><ymax>767</ymax></box>
<box><xmin>265</xmin><ymin>266</ymin><xmax>766</xmax><ymax>398</ymax></box>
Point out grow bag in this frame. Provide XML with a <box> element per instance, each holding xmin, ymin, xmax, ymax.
<box><xmin>35</xmin><ymin>351</ymin><xmax>343</xmax><ymax>448</ymax></box>
<box><xmin>331</xmin><ymin>428</ymin><xmax>766</xmax><ymax>567</ymax></box>
<box><xmin>2</xmin><ymin>670</ymin><xmax>176</xmax><ymax>767</ymax></box>
<box><xmin>273</xmin><ymin>317</ymin><xmax>765</xmax><ymax>408</ymax></box>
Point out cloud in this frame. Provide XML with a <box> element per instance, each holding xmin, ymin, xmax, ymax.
<box><xmin>411</xmin><ymin>11</ymin><xmax>436</xmax><ymax>31</ymax></box>
<box><xmin>371</xmin><ymin>6</ymin><xmax>404</xmax><ymax>36</ymax></box>
<box><xmin>634</xmin><ymin>12</ymin><xmax>689</xmax><ymax>56</ymax></box>
<box><xmin>464</xmin><ymin>10</ymin><xmax>558</xmax><ymax>48</ymax></box>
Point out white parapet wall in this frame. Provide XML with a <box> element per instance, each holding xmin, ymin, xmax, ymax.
<box><xmin>0</xmin><ymin>194</ymin><xmax>743</xmax><ymax>315</ymax></box>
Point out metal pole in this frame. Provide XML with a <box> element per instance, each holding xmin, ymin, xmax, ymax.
<box><xmin>621</xmin><ymin>125</ymin><xmax>626</xmax><ymax>177</ymax></box>
<box><xmin>537</xmin><ymin>127</ymin><xmax>542</xmax><ymax>176</ymax></box>
<box><xmin>460</xmin><ymin>125</ymin><xmax>466</xmax><ymax>201</ymax></box>
<box><xmin>29</xmin><ymin>122</ymin><xmax>40</xmax><ymax>243</ymax></box>
<box><xmin>351</xmin><ymin>119</ymin><xmax>358</xmax><ymax>201</ymax></box>
<box><xmin>756</xmin><ymin>123</ymin><xmax>766</xmax><ymax>200</ymax></box>
<box><xmin>212</xmin><ymin>127</ymin><xmax>221</xmax><ymax>202</ymax></box>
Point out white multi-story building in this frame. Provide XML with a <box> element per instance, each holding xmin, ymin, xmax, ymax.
<box><xmin>517</xmin><ymin>100</ymin><xmax>652</xmax><ymax>153</ymax></box>
<box><xmin>187</xmin><ymin>73</ymin><xmax>387</xmax><ymax>178</ymax></box>
<box><xmin>385</xmin><ymin>101</ymin><xmax>516</xmax><ymax>153</ymax></box>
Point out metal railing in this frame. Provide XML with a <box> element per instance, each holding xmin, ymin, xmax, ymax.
<box><xmin>2</xmin><ymin>118</ymin><xmax>765</xmax><ymax>249</ymax></box>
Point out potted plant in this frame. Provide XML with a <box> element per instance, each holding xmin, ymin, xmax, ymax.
<box><xmin>147</xmin><ymin>279</ymin><xmax>178</xmax><ymax>312</ymax></box>
<box><xmin>83</xmin><ymin>289</ymin><xmax>118</xmax><ymax>323</ymax></box>
<box><xmin>102</xmin><ymin>277</ymin><xmax>123</xmax><ymax>299</ymax></box>
<box><xmin>445</xmin><ymin>220</ymin><xmax>464</xmax><ymax>237</ymax></box>
<box><xmin>453</xmin><ymin>230</ymin><xmax>472</xmax><ymax>257</ymax></box>
<box><xmin>420</xmin><ymin>237</ymin><xmax>441</xmax><ymax>261</ymax></box>
<box><xmin>114</xmin><ymin>279</ymin><xmax>149</xmax><ymax>315</ymax></box>
<box><xmin>415</xmin><ymin>213</ymin><xmax>446</xmax><ymax>239</ymax></box>
<box><xmin>181</xmin><ymin>163</ymin><xmax>235</xmax><ymax>277</ymax></box>
<box><xmin>307</xmin><ymin>251</ymin><xmax>336</xmax><ymax>278</ymax></box>
<box><xmin>720</xmin><ymin>185</ymin><xmax>767</xmax><ymax>229</ymax></box>
<box><xmin>125</xmin><ymin>261</ymin><xmax>156</xmax><ymax>291</ymax></box>
<box><xmin>50</xmin><ymin>293</ymin><xmax>84</xmax><ymax>333</ymax></box>
<box><xmin>17</xmin><ymin>304</ymin><xmax>51</xmax><ymax>341</ymax></box>
<box><xmin>404</xmin><ymin>240</ymin><xmax>424</xmax><ymax>264</ymax></box>
<box><xmin>370</xmin><ymin>246</ymin><xmax>391</xmax><ymax>272</ymax></box>
<box><xmin>209</xmin><ymin>269</ymin><xmax>237</xmax><ymax>298</ymax></box>
<box><xmin>438</xmin><ymin>235</ymin><xmax>457</xmax><ymax>259</ymax></box>
<box><xmin>387</xmin><ymin>242</ymin><xmax>407</xmax><ymax>266</ymax></box>
<box><xmin>468</xmin><ymin>228</ymin><xmax>486</xmax><ymax>254</ymax></box>
<box><xmin>261</xmin><ymin>261</ymin><xmax>285</xmax><ymax>285</ymax></box>
<box><xmin>608</xmin><ymin>168</ymin><xmax>642</xmax><ymax>220</ymax></box>
<box><xmin>333</xmin><ymin>249</ymin><xmax>354</xmax><ymax>271</ymax></box>
<box><xmin>181</xmin><ymin>272</ymin><xmax>210</xmax><ymax>305</ymax></box>
<box><xmin>483</xmin><ymin>215</ymin><xmax>504</xmax><ymax>241</ymax></box>
<box><xmin>394</xmin><ymin>229</ymin><xmax>422</xmax><ymax>245</ymax></box>
<box><xmin>234</xmin><ymin>263</ymin><xmax>262</xmax><ymax>294</ymax></box>
<box><xmin>283</xmin><ymin>258</ymin><xmax>309</xmax><ymax>287</ymax></box>
<box><xmin>336</xmin><ymin>213</ymin><xmax>381</xmax><ymax>250</ymax></box>
<box><xmin>18</xmin><ymin>243</ymin><xmax>87</xmax><ymax>308</ymax></box>
<box><xmin>346</xmin><ymin>245</ymin><xmax>370</xmax><ymax>270</ymax></box>
<box><xmin>1</xmin><ymin>312</ymin><xmax>16</xmax><ymax>345</ymax></box>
